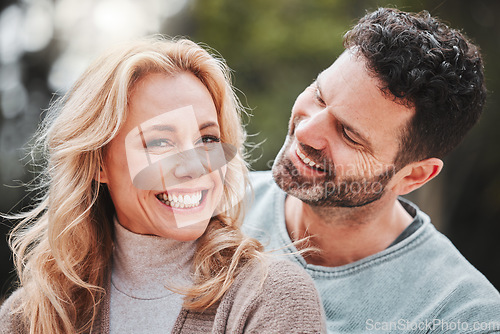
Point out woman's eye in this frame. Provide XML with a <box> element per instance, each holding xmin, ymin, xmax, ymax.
<box><xmin>200</xmin><ymin>135</ymin><xmax>221</xmax><ymax>145</ymax></box>
<box><xmin>145</xmin><ymin>138</ymin><xmax>172</xmax><ymax>149</ymax></box>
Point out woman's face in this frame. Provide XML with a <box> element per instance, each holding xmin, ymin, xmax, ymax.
<box><xmin>101</xmin><ymin>72</ymin><xmax>227</xmax><ymax>241</ymax></box>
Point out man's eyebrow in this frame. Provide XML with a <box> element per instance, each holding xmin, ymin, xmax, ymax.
<box><xmin>316</xmin><ymin>75</ymin><xmax>374</xmax><ymax>152</ymax></box>
<box><xmin>315</xmin><ymin>73</ymin><xmax>330</xmax><ymax>103</ymax></box>
<box><xmin>314</xmin><ymin>74</ymin><xmax>323</xmax><ymax>94</ymax></box>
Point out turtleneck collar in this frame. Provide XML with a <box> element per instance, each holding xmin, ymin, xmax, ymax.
<box><xmin>111</xmin><ymin>218</ymin><xmax>197</xmax><ymax>300</ymax></box>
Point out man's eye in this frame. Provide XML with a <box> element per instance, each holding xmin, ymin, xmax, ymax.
<box><xmin>341</xmin><ymin>126</ymin><xmax>359</xmax><ymax>145</ymax></box>
<box><xmin>315</xmin><ymin>89</ymin><xmax>326</xmax><ymax>106</ymax></box>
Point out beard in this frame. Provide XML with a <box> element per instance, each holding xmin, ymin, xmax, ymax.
<box><xmin>272</xmin><ymin>135</ymin><xmax>395</xmax><ymax>208</ymax></box>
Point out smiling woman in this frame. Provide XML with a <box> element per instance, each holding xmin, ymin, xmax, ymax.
<box><xmin>102</xmin><ymin>73</ymin><xmax>227</xmax><ymax>240</ymax></box>
<box><xmin>0</xmin><ymin>37</ymin><xmax>326</xmax><ymax>334</ymax></box>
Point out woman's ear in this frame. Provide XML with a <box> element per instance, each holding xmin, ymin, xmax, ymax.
<box><xmin>96</xmin><ymin>166</ymin><xmax>109</xmax><ymax>184</ymax></box>
<box><xmin>390</xmin><ymin>158</ymin><xmax>443</xmax><ymax>195</ymax></box>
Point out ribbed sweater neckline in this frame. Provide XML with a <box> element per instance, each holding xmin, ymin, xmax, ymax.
<box><xmin>111</xmin><ymin>219</ymin><xmax>197</xmax><ymax>300</ymax></box>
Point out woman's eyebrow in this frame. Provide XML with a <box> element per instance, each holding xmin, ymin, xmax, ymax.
<box><xmin>142</xmin><ymin>124</ymin><xmax>176</xmax><ymax>133</ymax></box>
<box><xmin>137</xmin><ymin>121</ymin><xmax>218</xmax><ymax>137</ymax></box>
<box><xmin>199</xmin><ymin>121</ymin><xmax>219</xmax><ymax>131</ymax></box>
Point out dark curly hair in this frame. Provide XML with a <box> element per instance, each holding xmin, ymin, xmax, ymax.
<box><xmin>344</xmin><ymin>8</ymin><xmax>486</xmax><ymax>167</ymax></box>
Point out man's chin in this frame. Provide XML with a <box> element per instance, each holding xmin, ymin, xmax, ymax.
<box><xmin>303</xmin><ymin>194</ymin><xmax>385</xmax><ymax>208</ymax></box>
<box><xmin>272</xmin><ymin>158</ymin><xmax>330</xmax><ymax>203</ymax></box>
<box><xmin>272</xmin><ymin>158</ymin><xmax>388</xmax><ymax>209</ymax></box>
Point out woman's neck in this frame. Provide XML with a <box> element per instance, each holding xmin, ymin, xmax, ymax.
<box><xmin>111</xmin><ymin>219</ymin><xmax>197</xmax><ymax>299</ymax></box>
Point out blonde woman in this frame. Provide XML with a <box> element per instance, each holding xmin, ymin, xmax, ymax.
<box><xmin>0</xmin><ymin>37</ymin><xmax>326</xmax><ymax>333</ymax></box>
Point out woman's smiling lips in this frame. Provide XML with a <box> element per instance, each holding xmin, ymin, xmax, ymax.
<box><xmin>155</xmin><ymin>188</ymin><xmax>210</xmax><ymax>213</ymax></box>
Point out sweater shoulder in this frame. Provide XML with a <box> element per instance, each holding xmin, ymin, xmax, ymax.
<box><xmin>248</xmin><ymin>170</ymin><xmax>275</xmax><ymax>195</ymax></box>
<box><xmin>233</xmin><ymin>255</ymin><xmax>317</xmax><ymax>290</ymax></box>
<box><xmin>220</xmin><ymin>256</ymin><xmax>326</xmax><ymax>333</ymax></box>
<box><xmin>243</xmin><ymin>171</ymin><xmax>283</xmax><ymax>238</ymax></box>
<box><xmin>262</xmin><ymin>256</ymin><xmax>318</xmax><ymax>292</ymax></box>
<box><xmin>0</xmin><ymin>289</ymin><xmax>26</xmax><ymax>334</ymax></box>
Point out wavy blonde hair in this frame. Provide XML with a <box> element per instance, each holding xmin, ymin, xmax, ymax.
<box><xmin>9</xmin><ymin>36</ymin><xmax>265</xmax><ymax>334</ymax></box>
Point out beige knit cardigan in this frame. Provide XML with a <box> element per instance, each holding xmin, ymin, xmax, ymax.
<box><xmin>0</xmin><ymin>258</ymin><xmax>326</xmax><ymax>333</ymax></box>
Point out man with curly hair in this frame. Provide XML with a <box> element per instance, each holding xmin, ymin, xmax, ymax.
<box><xmin>244</xmin><ymin>7</ymin><xmax>500</xmax><ymax>333</ymax></box>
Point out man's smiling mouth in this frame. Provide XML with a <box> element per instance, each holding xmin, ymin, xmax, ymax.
<box><xmin>296</xmin><ymin>146</ymin><xmax>325</xmax><ymax>171</ymax></box>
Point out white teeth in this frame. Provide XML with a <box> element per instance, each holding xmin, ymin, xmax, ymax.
<box><xmin>157</xmin><ymin>191</ymin><xmax>203</xmax><ymax>208</ymax></box>
<box><xmin>296</xmin><ymin>147</ymin><xmax>323</xmax><ymax>170</ymax></box>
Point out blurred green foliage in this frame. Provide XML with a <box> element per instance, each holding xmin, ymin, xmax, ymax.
<box><xmin>192</xmin><ymin>0</ymin><xmax>351</xmax><ymax>169</ymax></box>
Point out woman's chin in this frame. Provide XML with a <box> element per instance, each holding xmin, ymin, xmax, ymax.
<box><xmin>155</xmin><ymin>219</ymin><xmax>210</xmax><ymax>241</ymax></box>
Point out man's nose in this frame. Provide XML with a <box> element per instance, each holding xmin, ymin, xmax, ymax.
<box><xmin>173</xmin><ymin>148</ymin><xmax>208</xmax><ymax>180</ymax></box>
<box><xmin>294</xmin><ymin>109</ymin><xmax>330</xmax><ymax>151</ymax></box>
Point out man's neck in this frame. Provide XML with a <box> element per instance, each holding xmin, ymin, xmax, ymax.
<box><xmin>284</xmin><ymin>194</ymin><xmax>413</xmax><ymax>267</ymax></box>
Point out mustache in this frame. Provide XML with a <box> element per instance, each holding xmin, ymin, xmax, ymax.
<box><xmin>298</xmin><ymin>142</ymin><xmax>336</xmax><ymax>174</ymax></box>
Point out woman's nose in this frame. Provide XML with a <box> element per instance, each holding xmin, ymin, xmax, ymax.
<box><xmin>173</xmin><ymin>148</ymin><xmax>207</xmax><ymax>180</ymax></box>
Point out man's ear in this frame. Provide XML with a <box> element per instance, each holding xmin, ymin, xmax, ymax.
<box><xmin>390</xmin><ymin>158</ymin><xmax>443</xmax><ymax>195</ymax></box>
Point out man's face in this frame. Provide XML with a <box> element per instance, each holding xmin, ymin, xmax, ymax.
<box><xmin>272</xmin><ymin>51</ymin><xmax>414</xmax><ymax>207</ymax></box>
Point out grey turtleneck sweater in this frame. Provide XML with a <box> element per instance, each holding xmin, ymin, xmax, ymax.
<box><xmin>110</xmin><ymin>220</ymin><xmax>196</xmax><ymax>334</ymax></box>
<box><xmin>0</xmin><ymin>220</ymin><xmax>327</xmax><ymax>333</ymax></box>
<box><xmin>0</xmin><ymin>245</ymin><xmax>327</xmax><ymax>334</ymax></box>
